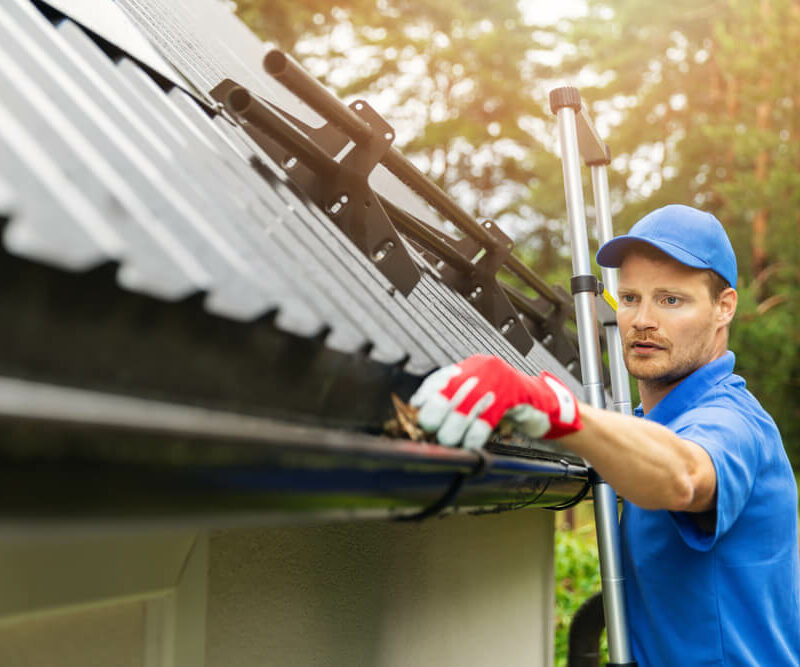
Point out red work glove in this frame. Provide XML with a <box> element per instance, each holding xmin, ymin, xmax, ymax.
<box><xmin>409</xmin><ymin>355</ymin><xmax>583</xmax><ymax>450</ymax></box>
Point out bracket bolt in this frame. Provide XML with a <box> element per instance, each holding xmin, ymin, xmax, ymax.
<box><xmin>500</xmin><ymin>318</ymin><xmax>515</xmax><ymax>334</ymax></box>
<box><xmin>468</xmin><ymin>285</ymin><xmax>483</xmax><ymax>301</ymax></box>
<box><xmin>327</xmin><ymin>193</ymin><xmax>350</xmax><ymax>215</ymax></box>
<box><xmin>372</xmin><ymin>240</ymin><xmax>395</xmax><ymax>262</ymax></box>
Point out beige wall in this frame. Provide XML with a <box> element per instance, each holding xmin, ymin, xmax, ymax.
<box><xmin>207</xmin><ymin>510</ymin><xmax>555</xmax><ymax>667</ymax></box>
<box><xmin>0</xmin><ymin>510</ymin><xmax>555</xmax><ymax>666</ymax></box>
<box><xmin>0</xmin><ymin>530</ymin><xmax>207</xmax><ymax>667</ymax></box>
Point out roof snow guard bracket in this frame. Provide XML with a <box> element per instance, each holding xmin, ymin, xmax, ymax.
<box><xmin>210</xmin><ymin>51</ymin><xmax>540</xmax><ymax>354</ymax></box>
<box><xmin>439</xmin><ymin>220</ymin><xmax>533</xmax><ymax>353</ymax></box>
<box><xmin>211</xmin><ymin>77</ymin><xmax>421</xmax><ymax>296</ymax></box>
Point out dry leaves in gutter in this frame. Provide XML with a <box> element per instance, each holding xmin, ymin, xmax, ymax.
<box><xmin>383</xmin><ymin>393</ymin><xmax>435</xmax><ymax>442</ymax></box>
<box><xmin>384</xmin><ymin>394</ymin><xmax>520</xmax><ymax>445</ymax></box>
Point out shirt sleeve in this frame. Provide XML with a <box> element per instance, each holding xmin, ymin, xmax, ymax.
<box><xmin>668</xmin><ymin>405</ymin><xmax>762</xmax><ymax>551</ymax></box>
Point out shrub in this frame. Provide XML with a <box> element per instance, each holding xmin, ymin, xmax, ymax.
<box><xmin>554</xmin><ymin>523</ymin><xmax>607</xmax><ymax>666</ymax></box>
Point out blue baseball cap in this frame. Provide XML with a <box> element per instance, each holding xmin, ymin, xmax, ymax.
<box><xmin>596</xmin><ymin>204</ymin><xmax>737</xmax><ymax>287</ymax></box>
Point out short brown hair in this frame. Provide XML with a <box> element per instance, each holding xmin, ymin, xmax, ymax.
<box><xmin>704</xmin><ymin>270</ymin><xmax>730</xmax><ymax>302</ymax></box>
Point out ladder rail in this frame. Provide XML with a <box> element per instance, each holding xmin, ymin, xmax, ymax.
<box><xmin>591</xmin><ymin>164</ymin><xmax>633</xmax><ymax>416</ymax></box>
<box><xmin>551</xmin><ymin>87</ymin><xmax>636</xmax><ymax>666</ymax></box>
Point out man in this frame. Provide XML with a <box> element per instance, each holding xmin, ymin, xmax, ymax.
<box><xmin>410</xmin><ymin>205</ymin><xmax>800</xmax><ymax>665</ymax></box>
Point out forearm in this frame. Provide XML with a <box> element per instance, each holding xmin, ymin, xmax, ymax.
<box><xmin>559</xmin><ymin>404</ymin><xmax>715</xmax><ymax>511</ymax></box>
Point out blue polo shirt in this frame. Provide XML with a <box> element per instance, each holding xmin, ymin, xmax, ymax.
<box><xmin>622</xmin><ymin>352</ymin><xmax>800</xmax><ymax>665</ymax></box>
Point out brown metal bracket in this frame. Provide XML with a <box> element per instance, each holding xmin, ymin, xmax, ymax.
<box><xmin>210</xmin><ymin>79</ymin><xmax>420</xmax><ymax>296</ymax></box>
<box><xmin>210</xmin><ymin>61</ymin><xmax>573</xmax><ymax>360</ymax></box>
<box><xmin>439</xmin><ymin>219</ymin><xmax>534</xmax><ymax>354</ymax></box>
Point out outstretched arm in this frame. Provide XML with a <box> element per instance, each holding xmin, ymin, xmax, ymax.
<box><xmin>410</xmin><ymin>355</ymin><xmax>716</xmax><ymax>512</ymax></box>
<box><xmin>561</xmin><ymin>404</ymin><xmax>716</xmax><ymax>512</ymax></box>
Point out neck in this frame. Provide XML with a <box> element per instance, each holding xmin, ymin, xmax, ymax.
<box><xmin>638</xmin><ymin>379</ymin><xmax>677</xmax><ymax>414</ymax></box>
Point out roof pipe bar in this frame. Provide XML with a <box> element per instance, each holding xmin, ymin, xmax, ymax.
<box><xmin>226</xmin><ymin>86</ymin><xmax>339</xmax><ymax>178</ymax></box>
<box><xmin>378</xmin><ymin>195</ymin><xmax>476</xmax><ymax>274</ymax></box>
<box><xmin>264</xmin><ymin>50</ymin><xmax>373</xmax><ymax>145</ymax></box>
<box><xmin>505</xmin><ymin>254</ymin><xmax>570</xmax><ymax>308</ymax></box>
<box><xmin>264</xmin><ymin>49</ymin><xmax>499</xmax><ymax>250</ymax></box>
<box><xmin>258</xmin><ymin>56</ymin><xmax>574</xmax><ymax>311</ymax></box>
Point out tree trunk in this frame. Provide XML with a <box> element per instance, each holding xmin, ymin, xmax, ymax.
<box><xmin>752</xmin><ymin>0</ymin><xmax>772</xmax><ymax>282</ymax></box>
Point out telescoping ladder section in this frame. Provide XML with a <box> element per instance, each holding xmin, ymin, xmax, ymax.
<box><xmin>550</xmin><ymin>86</ymin><xmax>636</xmax><ymax>667</ymax></box>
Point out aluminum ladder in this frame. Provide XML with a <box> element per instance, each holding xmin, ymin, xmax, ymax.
<box><xmin>550</xmin><ymin>85</ymin><xmax>636</xmax><ymax>667</ymax></box>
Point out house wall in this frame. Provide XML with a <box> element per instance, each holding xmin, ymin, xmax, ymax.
<box><xmin>0</xmin><ymin>510</ymin><xmax>555</xmax><ymax>667</ymax></box>
<box><xmin>206</xmin><ymin>510</ymin><xmax>555</xmax><ymax>667</ymax></box>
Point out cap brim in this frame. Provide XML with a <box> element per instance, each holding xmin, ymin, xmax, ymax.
<box><xmin>596</xmin><ymin>236</ymin><xmax>712</xmax><ymax>272</ymax></box>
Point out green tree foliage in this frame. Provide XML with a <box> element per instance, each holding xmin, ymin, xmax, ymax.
<box><xmin>234</xmin><ymin>0</ymin><xmax>575</xmax><ymax>272</ymax></box>
<box><xmin>557</xmin><ymin>0</ymin><xmax>800</xmax><ymax>464</ymax></box>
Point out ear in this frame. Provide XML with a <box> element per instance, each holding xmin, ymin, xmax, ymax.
<box><xmin>716</xmin><ymin>287</ymin><xmax>737</xmax><ymax>327</ymax></box>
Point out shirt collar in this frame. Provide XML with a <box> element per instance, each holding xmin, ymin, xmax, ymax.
<box><xmin>634</xmin><ymin>351</ymin><xmax>736</xmax><ymax>424</ymax></box>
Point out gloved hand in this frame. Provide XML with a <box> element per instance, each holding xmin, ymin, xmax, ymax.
<box><xmin>409</xmin><ymin>355</ymin><xmax>582</xmax><ymax>450</ymax></box>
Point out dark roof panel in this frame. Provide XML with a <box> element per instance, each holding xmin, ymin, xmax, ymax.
<box><xmin>40</xmin><ymin>0</ymin><xmax>189</xmax><ymax>90</ymax></box>
<box><xmin>2</xmin><ymin>0</ymin><xmax>584</xmax><ymax>422</ymax></box>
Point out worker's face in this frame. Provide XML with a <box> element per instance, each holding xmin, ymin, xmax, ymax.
<box><xmin>616</xmin><ymin>247</ymin><xmax>735</xmax><ymax>387</ymax></box>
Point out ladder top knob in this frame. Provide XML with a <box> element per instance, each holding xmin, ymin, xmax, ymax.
<box><xmin>549</xmin><ymin>87</ymin><xmax>582</xmax><ymax>114</ymax></box>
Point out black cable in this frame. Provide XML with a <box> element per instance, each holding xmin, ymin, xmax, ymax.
<box><xmin>467</xmin><ymin>479</ymin><xmax>552</xmax><ymax>516</ymax></box>
<box><xmin>543</xmin><ymin>479</ymin><xmax>591</xmax><ymax>511</ymax></box>
<box><xmin>393</xmin><ymin>450</ymin><xmax>489</xmax><ymax>522</ymax></box>
<box><xmin>393</xmin><ymin>473</ymin><xmax>468</xmax><ymax>522</ymax></box>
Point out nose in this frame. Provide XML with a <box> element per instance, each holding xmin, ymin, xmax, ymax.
<box><xmin>630</xmin><ymin>300</ymin><xmax>657</xmax><ymax>331</ymax></box>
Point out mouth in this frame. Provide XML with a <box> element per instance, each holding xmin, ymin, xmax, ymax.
<box><xmin>630</xmin><ymin>341</ymin><xmax>666</xmax><ymax>355</ymax></box>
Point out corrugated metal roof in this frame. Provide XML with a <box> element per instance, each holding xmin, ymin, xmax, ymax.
<box><xmin>0</xmin><ymin>0</ymin><xmax>582</xmax><ymax>426</ymax></box>
<box><xmin>0</xmin><ymin>0</ymin><xmax>592</xmax><ymax>520</ymax></box>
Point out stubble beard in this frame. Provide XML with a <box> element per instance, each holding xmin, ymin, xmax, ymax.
<box><xmin>627</xmin><ymin>353</ymin><xmax>701</xmax><ymax>391</ymax></box>
<box><xmin>623</xmin><ymin>334</ymin><xmax>714</xmax><ymax>392</ymax></box>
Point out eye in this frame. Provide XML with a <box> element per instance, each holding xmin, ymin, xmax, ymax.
<box><xmin>663</xmin><ymin>295</ymin><xmax>680</xmax><ymax>305</ymax></box>
<box><xmin>619</xmin><ymin>294</ymin><xmax>636</xmax><ymax>304</ymax></box>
